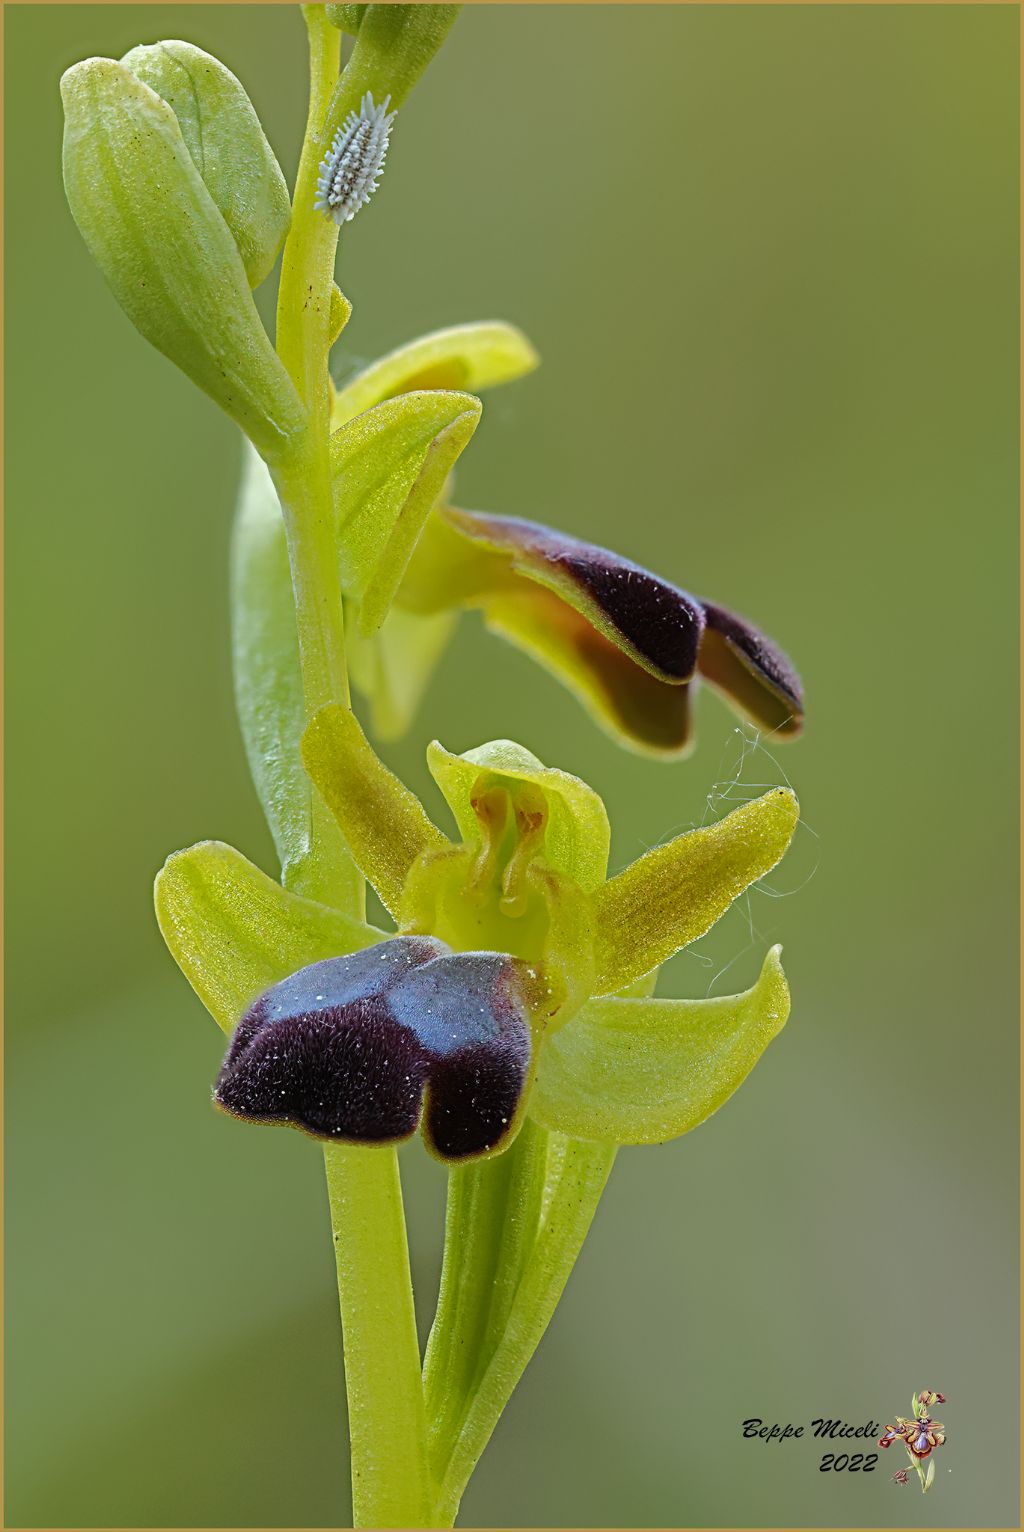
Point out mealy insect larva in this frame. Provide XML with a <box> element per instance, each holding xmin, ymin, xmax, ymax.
<box><xmin>314</xmin><ymin>92</ymin><xmax>396</xmax><ymax>225</ymax></box>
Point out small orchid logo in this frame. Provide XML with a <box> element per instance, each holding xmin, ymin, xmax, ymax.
<box><xmin>879</xmin><ymin>1390</ymin><xmax>947</xmax><ymax>1492</ymax></box>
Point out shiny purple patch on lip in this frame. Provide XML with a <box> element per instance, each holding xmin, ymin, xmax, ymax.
<box><xmin>215</xmin><ymin>937</ymin><xmax>532</xmax><ymax>1162</ymax></box>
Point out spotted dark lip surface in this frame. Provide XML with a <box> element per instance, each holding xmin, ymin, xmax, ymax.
<box><xmin>215</xmin><ymin>937</ymin><xmax>533</xmax><ymax>1162</ymax></box>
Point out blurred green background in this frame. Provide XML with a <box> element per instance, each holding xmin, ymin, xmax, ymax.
<box><xmin>5</xmin><ymin>4</ymin><xmax>1018</xmax><ymax>1527</ymax></box>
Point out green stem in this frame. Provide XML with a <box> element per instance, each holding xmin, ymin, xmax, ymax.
<box><xmin>273</xmin><ymin>443</ymin><xmax>363</xmax><ymax>913</ymax></box>
<box><xmin>433</xmin><ymin>1136</ymin><xmax>617</xmax><ymax>1524</ymax></box>
<box><xmin>272</xmin><ymin>11</ymin><xmax>434</xmax><ymax>1526</ymax></box>
<box><xmin>276</xmin><ymin>6</ymin><xmax>342</xmax><ymax>422</ymax></box>
<box><xmin>325</xmin><ymin>1144</ymin><xmax>438</xmax><ymax>1527</ymax></box>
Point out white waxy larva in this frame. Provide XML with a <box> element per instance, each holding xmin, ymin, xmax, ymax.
<box><xmin>314</xmin><ymin>92</ymin><xmax>396</xmax><ymax>225</ymax></box>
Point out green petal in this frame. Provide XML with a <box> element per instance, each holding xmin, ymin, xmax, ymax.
<box><xmin>230</xmin><ymin>443</ymin><xmax>358</xmax><ymax>904</ymax></box>
<box><xmin>592</xmin><ymin>788</ymin><xmax>799</xmax><ymax>995</ymax></box>
<box><xmin>530</xmin><ymin>947</ymin><xmax>790</xmax><ymax>1144</ymax></box>
<box><xmin>155</xmin><ymin>840</ymin><xmax>383</xmax><ymax>1034</ymax></box>
<box><xmin>61</xmin><ymin>58</ymin><xmax>303</xmax><ymax>459</ymax></box>
<box><xmin>333</xmin><ymin>321</ymin><xmax>539</xmax><ymax>424</ymax></box>
<box><xmin>347</xmin><ymin>604</ymin><xmax>457</xmax><ymax>741</ymax></box>
<box><xmin>302</xmin><ymin>704</ymin><xmax>450</xmax><ymax>917</ymax></box>
<box><xmin>119</xmin><ymin>40</ymin><xmax>291</xmax><ymax>289</ymax></box>
<box><xmin>330</xmin><ymin>391</ymin><xmax>481</xmax><ymax>634</ymax></box>
<box><xmin>426</xmin><ymin>739</ymin><xmax>611</xmax><ymax>891</ymax></box>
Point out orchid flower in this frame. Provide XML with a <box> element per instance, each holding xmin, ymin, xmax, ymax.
<box><xmin>156</xmin><ymin>707</ymin><xmax>797</xmax><ymax>1161</ymax></box>
<box><xmin>331</xmin><ymin>325</ymin><xmax>805</xmax><ymax>757</ymax></box>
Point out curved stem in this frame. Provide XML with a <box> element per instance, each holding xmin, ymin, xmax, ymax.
<box><xmin>434</xmin><ymin>1136</ymin><xmax>617</xmax><ymax>1524</ymax></box>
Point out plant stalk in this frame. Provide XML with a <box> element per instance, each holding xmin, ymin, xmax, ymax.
<box><xmin>325</xmin><ymin>1143</ymin><xmax>438</xmax><ymax>1528</ymax></box>
<box><xmin>273</xmin><ymin>9</ymin><xmax>434</xmax><ymax>1525</ymax></box>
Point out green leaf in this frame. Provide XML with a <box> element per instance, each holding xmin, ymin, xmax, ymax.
<box><xmin>230</xmin><ymin>444</ymin><xmax>356</xmax><ymax>903</ymax></box>
<box><xmin>334</xmin><ymin>321</ymin><xmax>539</xmax><ymax>423</ymax></box>
<box><xmin>591</xmin><ymin>789</ymin><xmax>799</xmax><ymax>995</ymax></box>
<box><xmin>330</xmin><ymin>390</ymin><xmax>481</xmax><ymax>633</ymax></box>
<box><xmin>61</xmin><ymin>58</ymin><xmax>304</xmax><ymax>459</ymax></box>
<box><xmin>119</xmin><ymin>40</ymin><xmax>291</xmax><ymax>289</ymax></box>
<box><xmin>924</xmin><ymin>1459</ymin><xmax>935</xmax><ymax>1492</ymax></box>
<box><xmin>530</xmin><ymin>947</ymin><xmax>790</xmax><ymax>1144</ymax></box>
<box><xmin>302</xmin><ymin>704</ymin><xmax>450</xmax><ymax>918</ymax></box>
<box><xmin>155</xmin><ymin>839</ymin><xmax>383</xmax><ymax>1033</ymax></box>
<box><xmin>426</xmin><ymin>738</ymin><xmax>611</xmax><ymax>892</ymax></box>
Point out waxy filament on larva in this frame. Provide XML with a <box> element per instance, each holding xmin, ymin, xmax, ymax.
<box><xmin>315</xmin><ymin>92</ymin><xmax>395</xmax><ymax>225</ymax></box>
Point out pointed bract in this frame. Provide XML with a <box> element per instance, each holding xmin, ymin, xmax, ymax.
<box><xmin>330</xmin><ymin>390</ymin><xmax>481</xmax><ymax>633</ymax></box>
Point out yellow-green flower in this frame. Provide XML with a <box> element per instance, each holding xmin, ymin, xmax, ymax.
<box><xmin>329</xmin><ymin>323</ymin><xmax>804</xmax><ymax>757</ymax></box>
<box><xmin>156</xmin><ymin>706</ymin><xmax>798</xmax><ymax>1162</ymax></box>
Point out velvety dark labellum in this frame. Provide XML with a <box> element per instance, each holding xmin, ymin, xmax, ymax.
<box><xmin>461</xmin><ymin>513</ymin><xmax>707</xmax><ymax>681</ymax></box>
<box><xmin>215</xmin><ymin>938</ymin><xmax>532</xmax><ymax>1161</ymax></box>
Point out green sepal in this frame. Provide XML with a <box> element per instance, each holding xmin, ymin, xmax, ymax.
<box><xmin>154</xmin><ymin>839</ymin><xmax>384</xmax><ymax>1034</ymax></box>
<box><xmin>334</xmin><ymin>321</ymin><xmax>539</xmax><ymax>424</ymax></box>
<box><xmin>231</xmin><ymin>444</ymin><xmax>356</xmax><ymax>900</ymax></box>
<box><xmin>591</xmin><ymin>789</ymin><xmax>799</xmax><ymax>995</ymax></box>
<box><xmin>330</xmin><ymin>390</ymin><xmax>481</xmax><ymax>634</ymax></box>
<box><xmin>530</xmin><ymin>947</ymin><xmax>790</xmax><ymax>1144</ymax></box>
<box><xmin>119</xmin><ymin>40</ymin><xmax>291</xmax><ymax>289</ymax></box>
<box><xmin>301</xmin><ymin>704</ymin><xmax>450</xmax><ymax>918</ymax></box>
<box><xmin>61</xmin><ymin>58</ymin><xmax>304</xmax><ymax>459</ymax></box>
<box><xmin>426</xmin><ymin>739</ymin><xmax>610</xmax><ymax>891</ymax></box>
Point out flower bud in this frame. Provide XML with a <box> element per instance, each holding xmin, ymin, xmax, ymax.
<box><xmin>120</xmin><ymin>40</ymin><xmax>291</xmax><ymax>289</ymax></box>
<box><xmin>333</xmin><ymin>5</ymin><xmax>460</xmax><ymax>115</ymax></box>
<box><xmin>326</xmin><ymin>6</ymin><xmax>368</xmax><ymax>36</ymax></box>
<box><xmin>61</xmin><ymin>58</ymin><xmax>304</xmax><ymax>458</ymax></box>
